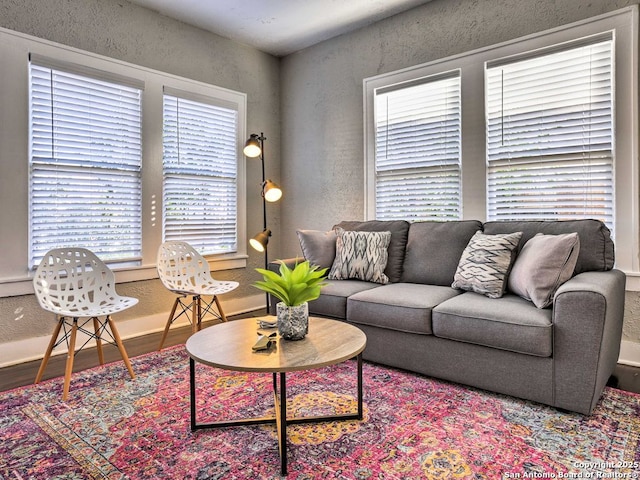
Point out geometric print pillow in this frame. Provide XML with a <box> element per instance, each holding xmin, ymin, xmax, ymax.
<box><xmin>452</xmin><ymin>231</ymin><xmax>523</xmax><ymax>298</ymax></box>
<box><xmin>328</xmin><ymin>228</ymin><xmax>392</xmax><ymax>284</ymax></box>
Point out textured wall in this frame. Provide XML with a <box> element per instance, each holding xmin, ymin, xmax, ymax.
<box><xmin>0</xmin><ymin>0</ymin><xmax>281</xmax><ymax>345</ymax></box>
<box><xmin>279</xmin><ymin>0</ymin><xmax>640</xmax><ymax>347</ymax></box>
<box><xmin>2</xmin><ymin>0</ymin><xmax>640</xmax><ymax>355</ymax></box>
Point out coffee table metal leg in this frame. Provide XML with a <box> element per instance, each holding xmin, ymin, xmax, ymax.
<box><xmin>189</xmin><ymin>355</ymin><xmax>362</xmax><ymax>475</ymax></box>
<box><xmin>279</xmin><ymin>372</ymin><xmax>287</xmax><ymax>475</ymax></box>
<box><xmin>357</xmin><ymin>353</ymin><xmax>363</xmax><ymax>419</ymax></box>
<box><xmin>189</xmin><ymin>357</ymin><xmax>196</xmax><ymax>431</ymax></box>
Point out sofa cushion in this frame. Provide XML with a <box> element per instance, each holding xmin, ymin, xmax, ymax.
<box><xmin>347</xmin><ymin>283</ymin><xmax>462</xmax><ymax>335</ymax></box>
<box><xmin>401</xmin><ymin>220</ymin><xmax>483</xmax><ymax>286</ymax></box>
<box><xmin>308</xmin><ymin>279</ymin><xmax>380</xmax><ymax>319</ymax></box>
<box><xmin>508</xmin><ymin>233</ymin><xmax>580</xmax><ymax>308</ymax></box>
<box><xmin>335</xmin><ymin>220</ymin><xmax>410</xmax><ymax>283</ymax></box>
<box><xmin>329</xmin><ymin>229</ymin><xmax>391</xmax><ymax>284</ymax></box>
<box><xmin>483</xmin><ymin>219</ymin><xmax>614</xmax><ymax>274</ymax></box>
<box><xmin>452</xmin><ymin>231</ymin><xmax>522</xmax><ymax>299</ymax></box>
<box><xmin>432</xmin><ymin>292</ymin><xmax>553</xmax><ymax>357</ymax></box>
<box><xmin>296</xmin><ymin>229</ymin><xmax>337</xmax><ymax>269</ymax></box>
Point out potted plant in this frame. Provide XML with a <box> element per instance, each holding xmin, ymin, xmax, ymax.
<box><xmin>254</xmin><ymin>260</ymin><xmax>328</xmax><ymax>340</ymax></box>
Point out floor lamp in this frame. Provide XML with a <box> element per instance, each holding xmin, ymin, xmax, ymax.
<box><xmin>244</xmin><ymin>133</ymin><xmax>282</xmax><ymax>313</ymax></box>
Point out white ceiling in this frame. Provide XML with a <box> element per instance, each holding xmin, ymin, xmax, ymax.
<box><xmin>128</xmin><ymin>0</ymin><xmax>433</xmax><ymax>56</ymax></box>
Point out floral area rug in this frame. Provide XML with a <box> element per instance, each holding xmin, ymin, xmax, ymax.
<box><xmin>2</xmin><ymin>345</ymin><xmax>640</xmax><ymax>479</ymax></box>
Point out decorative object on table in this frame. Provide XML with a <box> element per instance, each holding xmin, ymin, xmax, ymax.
<box><xmin>256</xmin><ymin>317</ymin><xmax>278</xmax><ymax>329</ymax></box>
<box><xmin>251</xmin><ymin>331</ymin><xmax>277</xmax><ymax>351</ymax></box>
<box><xmin>253</xmin><ymin>260</ymin><xmax>327</xmax><ymax>340</ymax></box>
<box><xmin>244</xmin><ymin>132</ymin><xmax>282</xmax><ymax>312</ymax></box>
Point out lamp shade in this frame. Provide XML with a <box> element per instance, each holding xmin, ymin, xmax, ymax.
<box><xmin>243</xmin><ymin>134</ymin><xmax>261</xmax><ymax>158</ymax></box>
<box><xmin>263</xmin><ymin>180</ymin><xmax>282</xmax><ymax>203</ymax></box>
<box><xmin>250</xmin><ymin>229</ymin><xmax>271</xmax><ymax>252</ymax></box>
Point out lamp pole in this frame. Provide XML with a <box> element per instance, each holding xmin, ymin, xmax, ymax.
<box><xmin>257</xmin><ymin>133</ymin><xmax>269</xmax><ymax>271</ymax></box>
<box><xmin>245</xmin><ymin>132</ymin><xmax>282</xmax><ymax>315</ymax></box>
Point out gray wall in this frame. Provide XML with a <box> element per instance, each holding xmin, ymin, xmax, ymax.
<box><xmin>1</xmin><ymin>0</ymin><xmax>639</xmax><ymax>358</ymax></box>
<box><xmin>0</xmin><ymin>0</ymin><xmax>281</xmax><ymax>345</ymax></box>
<box><xmin>279</xmin><ymin>0</ymin><xmax>640</xmax><ymax>349</ymax></box>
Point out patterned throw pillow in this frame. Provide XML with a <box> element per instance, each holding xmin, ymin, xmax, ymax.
<box><xmin>452</xmin><ymin>231</ymin><xmax>523</xmax><ymax>298</ymax></box>
<box><xmin>329</xmin><ymin>229</ymin><xmax>391</xmax><ymax>284</ymax></box>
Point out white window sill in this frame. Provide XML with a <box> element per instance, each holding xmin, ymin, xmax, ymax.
<box><xmin>0</xmin><ymin>254</ymin><xmax>248</xmax><ymax>298</ymax></box>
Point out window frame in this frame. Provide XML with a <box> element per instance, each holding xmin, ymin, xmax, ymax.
<box><xmin>162</xmin><ymin>89</ymin><xmax>241</xmax><ymax>256</ymax></box>
<box><xmin>0</xmin><ymin>26</ymin><xmax>247</xmax><ymax>297</ymax></box>
<box><xmin>373</xmin><ymin>70</ymin><xmax>462</xmax><ymax>221</ymax></box>
<box><xmin>485</xmin><ymin>36</ymin><xmax>615</xmax><ymax>229</ymax></box>
<box><xmin>364</xmin><ymin>6</ymin><xmax>638</xmax><ymax>276</ymax></box>
<box><xmin>28</xmin><ymin>59</ymin><xmax>145</xmax><ymax>268</ymax></box>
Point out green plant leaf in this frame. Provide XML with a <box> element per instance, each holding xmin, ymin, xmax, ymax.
<box><xmin>253</xmin><ymin>260</ymin><xmax>328</xmax><ymax>306</ymax></box>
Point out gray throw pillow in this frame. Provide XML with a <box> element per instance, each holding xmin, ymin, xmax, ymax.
<box><xmin>296</xmin><ymin>229</ymin><xmax>337</xmax><ymax>269</ymax></box>
<box><xmin>329</xmin><ymin>228</ymin><xmax>391</xmax><ymax>284</ymax></box>
<box><xmin>508</xmin><ymin>232</ymin><xmax>580</xmax><ymax>308</ymax></box>
<box><xmin>452</xmin><ymin>231</ymin><xmax>522</xmax><ymax>298</ymax></box>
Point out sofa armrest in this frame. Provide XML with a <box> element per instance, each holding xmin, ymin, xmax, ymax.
<box><xmin>552</xmin><ymin>269</ymin><xmax>626</xmax><ymax>414</ymax></box>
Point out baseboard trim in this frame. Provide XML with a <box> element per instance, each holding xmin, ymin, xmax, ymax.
<box><xmin>4</xmin><ymin>301</ymin><xmax>640</xmax><ymax>370</ymax></box>
<box><xmin>0</xmin><ymin>294</ymin><xmax>265</xmax><ymax>368</ymax></box>
<box><xmin>618</xmin><ymin>340</ymin><xmax>640</xmax><ymax>368</ymax></box>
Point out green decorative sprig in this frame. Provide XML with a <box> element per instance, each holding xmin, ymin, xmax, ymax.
<box><xmin>254</xmin><ymin>260</ymin><xmax>328</xmax><ymax>307</ymax></box>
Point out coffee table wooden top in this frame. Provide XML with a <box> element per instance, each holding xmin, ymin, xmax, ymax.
<box><xmin>185</xmin><ymin>317</ymin><xmax>366</xmax><ymax>373</ymax></box>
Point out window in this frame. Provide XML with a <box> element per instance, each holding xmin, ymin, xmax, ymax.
<box><xmin>0</xmin><ymin>26</ymin><xmax>249</xmax><ymax>296</ymax></box>
<box><xmin>29</xmin><ymin>59</ymin><xmax>143</xmax><ymax>267</ymax></box>
<box><xmin>486</xmin><ymin>37</ymin><xmax>614</xmax><ymax>230</ymax></box>
<box><xmin>374</xmin><ymin>72</ymin><xmax>461</xmax><ymax>220</ymax></box>
<box><xmin>162</xmin><ymin>91</ymin><xmax>239</xmax><ymax>255</ymax></box>
<box><xmin>365</xmin><ymin>7</ymin><xmax>637</xmax><ymax>273</ymax></box>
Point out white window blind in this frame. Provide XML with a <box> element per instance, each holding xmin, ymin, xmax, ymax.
<box><xmin>374</xmin><ymin>72</ymin><xmax>461</xmax><ymax>221</ymax></box>
<box><xmin>162</xmin><ymin>93</ymin><xmax>238</xmax><ymax>255</ymax></box>
<box><xmin>29</xmin><ymin>61</ymin><xmax>143</xmax><ymax>267</ymax></box>
<box><xmin>486</xmin><ymin>37</ymin><xmax>614</xmax><ymax>230</ymax></box>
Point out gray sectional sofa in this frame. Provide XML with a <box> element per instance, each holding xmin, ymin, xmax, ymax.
<box><xmin>271</xmin><ymin>219</ymin><xmax>625</xmax><ymax>415</ymax></box>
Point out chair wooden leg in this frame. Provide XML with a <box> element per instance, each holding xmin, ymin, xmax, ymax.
<box><xmin>62</xmin><ymin>319</ymin><xmax>79</xmax><ymax>401</ymax></box>
<box><xmin>192</xmin><ymin>295</ymin><xmax>199</xmax><ymax>333</ymax></box>
<box><xmin>196</xmin><ymin>295</ymin><xmax>203</xmax><ymax>331</ymax></box>
<box><xmin>35</xmin><ymin>316</ymin><xmax>64</xmax><ymax>384</ymax></box>
<box><xmin>93</xmin><ymin>317</ymin><xmax>105</xmax><ymax>365</ymax></box>
<box><xmin>158</xmin><ymin>297</ymin><xmax>180</xmax><ymax>351</ymax></box>
<box><xmin>213</xmin><ymin>296</ymin><xmax>228</xmax><ymax>322</ymax></box>
<box><xmin>107</xmin><ymin>315</ymin><xmax>135</xmax><ymax>380</ymax></box>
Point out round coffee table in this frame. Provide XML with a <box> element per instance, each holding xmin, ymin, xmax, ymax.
<box><xmin>185</xmin><ymin>316</ymin><xmax>367</xmax><ymax>476</ymax></box>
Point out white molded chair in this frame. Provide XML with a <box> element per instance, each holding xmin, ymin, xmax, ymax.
<box><xmin>156</xmin><ymin>241</ymin><xmax>239</xmax><ymax>350</ymax></box>
<box><xmin>33</xmin><ymin>247</ymin><xmax>138</xmax><ymax>400</ymax></box>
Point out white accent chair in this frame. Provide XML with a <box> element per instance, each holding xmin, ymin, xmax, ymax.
<box><xmin>33</xmin><ymin>248</ymin><xmax>138</xmax><ymax>400</ymax></box>
<box><xmin>156</xmin><ymin>241</ymin><xmax>239</xmax><ymax>350</ymax></box>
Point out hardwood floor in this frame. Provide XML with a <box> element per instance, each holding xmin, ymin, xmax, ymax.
<box><xmin>0</xmin><ymin>311</ymin><xmax>260</xmax><ymax>393</ymax></box>
<box><xmin>610</xmin><ymin>363</ymin><xmax>640</xmax><ymax>394</ymax></box>
<box><xmin>2</xmin><ymin>311</ymin><xmax>639</xmax><ymax>396</ymax></box>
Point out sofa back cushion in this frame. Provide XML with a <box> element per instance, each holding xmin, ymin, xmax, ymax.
<box><xmin>401</xmin><ymin>220</ymin><xmax>483</xmax><ymax>286</ymax></box>
<box><xmin>334</xmin><ymin>220</ymin><xmax>410</xmax><ymax>283</ymax></box>
<box><xmin>483</xmin><ymin>219</ymin><xmax>614</xmax><ymax>274</ymax></box>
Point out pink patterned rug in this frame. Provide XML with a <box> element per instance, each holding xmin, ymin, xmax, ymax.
<box><xmin>1</xmin><ymin>345</ymin><xmax>639</xmax><ymax>479</ymax></box>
